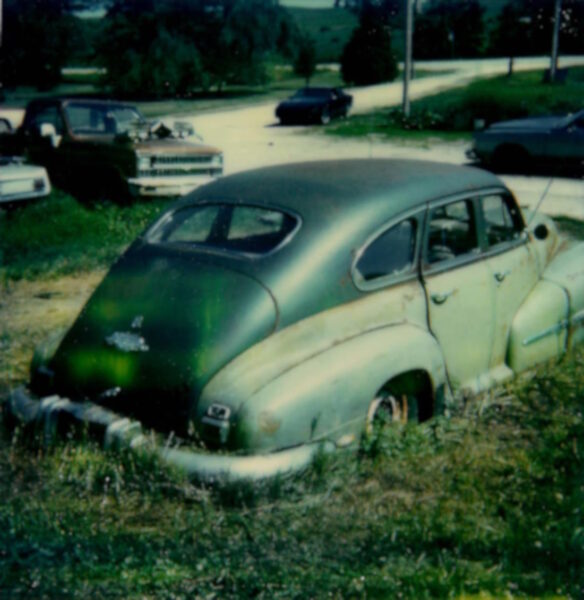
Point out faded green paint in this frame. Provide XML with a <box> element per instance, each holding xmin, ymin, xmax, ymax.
<box><xmin>43</xmin><ymin>244</ymin><xmax>277</xmax><ymax>433</ymax></box>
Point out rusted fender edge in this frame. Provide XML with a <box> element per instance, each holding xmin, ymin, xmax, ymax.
<box><xmin>4</xmin><ymin>387</ymin><xmax>334</xmax><ymax>484</ymax></box>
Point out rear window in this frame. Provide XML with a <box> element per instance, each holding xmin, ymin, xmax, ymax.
<box><xmin>147</xmin><ymin>204</ymin><xmax>299</xmax><ymax>256</ymax></box>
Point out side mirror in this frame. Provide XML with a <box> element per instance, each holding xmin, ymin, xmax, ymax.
<box><xmin>533</xmin><ymin>223</ymin><xmax>548</xmax><ymax>240</ymax></box>
<box><xmin>39</xmin><ymin>122</ymin><xmax>61</xmax><ymax>148</ymax></box>
<box><xmin>39</xmin><ymin>123</ymin><xmax>56</xmax><ymax>138</ymax></box>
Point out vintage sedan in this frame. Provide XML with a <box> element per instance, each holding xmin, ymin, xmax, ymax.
<box><xmin>275</xmin><ymin>87</ymin><xmax>352</xmax><ymax>125</ymax></box>
<box><xmin>0</xmin><ymin>156</ymin><xmax>51</xmax><ymax>204</ymax></box>
<box><xmin>468</xmin><ymin>109</ymin><xmax>584</xmax><ymax>170</ymax></box>
<box><xmin>7</xmin><ymin>160</ymin><xmax>584</xmax><ymax>481</ymax></box>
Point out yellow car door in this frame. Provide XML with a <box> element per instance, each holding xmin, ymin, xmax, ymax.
<box><xmin>422</xmin><ymin>196</ymin><xmax>495</xmax><ymax>392</ymax></box>
<box><xmin>477</xmin><ymin>193</ymin><xmax>540</xmax><ymax>372</ymax></box>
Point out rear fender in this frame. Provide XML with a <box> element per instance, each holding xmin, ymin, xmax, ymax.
<box><xmin>229</xmin><ymin>324</ymin><xmax>447</xmax><ymax>452</ymax></box>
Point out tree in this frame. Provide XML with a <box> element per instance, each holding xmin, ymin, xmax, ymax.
<box><xmin>413</xmin><ymin>0</ymin><xmax>485</xmax><ymax>59</ymax></box>
<box><xmin>294</xmin><ymin>35</ymin><xmax>317</xmax><ymax>86</ymax></box>
<box><xmin>487</xmin><ymin>1</ymin><xmax>584</xmax><ymax>64</ymax></box>
<box><xmin>341</xmin><ymin>6</ymin><xmax>397</xmax><ymax>85</ymax></box>
<box><xmin>518</xmin><ymin>0</ymin><xmax>584</xmax><ymax>55</ymax></box>
<box><xmin>1</xmin><ymin>0</ymin><xmax>80</xmax><ymax>89</ymax></box>
<box><xmin>489</xmin><ymin>3</ymin><xmax>525</xmax><ymax>75</ymax></box>
<box><xmin>98</xmin><ymin>0</ymin><xmax>297</xmax><ymax>96</ymax></box>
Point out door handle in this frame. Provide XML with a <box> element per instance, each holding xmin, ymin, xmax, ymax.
<box><xmin>494</xmin><ymin>270</ymin><xmax>511</xmax><ymax>283</ymax></box>
<box><xmin>431</xmin><ymin>290</ymin><xmax>454</xmax><ymax>305</ymax></box>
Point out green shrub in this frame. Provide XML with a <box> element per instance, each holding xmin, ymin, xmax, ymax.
<box><xmin>341</xmin><ymin>18</ymin><xmax>397</xmax><ymax>86</ymax></box>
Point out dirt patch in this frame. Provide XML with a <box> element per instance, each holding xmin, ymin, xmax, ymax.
<box><xmin>0</xmin><ymin>271</ymin><xmax>105</xmax><ymax>393</ymax></box>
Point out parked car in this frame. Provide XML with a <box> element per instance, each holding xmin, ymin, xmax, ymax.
<box><xmin>8</xmin><ymin>160</ymin><xmax>584</xmax><ymax>481</ymax></box>
<box><xmin>275</xmin><ymin>87</ymin><xmax>352</xmax><ymax>125</ymax></box>
<box><xmin>0</xmin><ymin>98</ymin><xmax>223</xmax><ymax>198</ymax></box>
<box><xmin>468</xmin><ymin>109</ymin><xmax>584</xmax><ymax>170</ymax></box>
<box><xmin>0</xmin><ymin>156</ymin><xmax>51</xmax><ymax>204</ymax></box>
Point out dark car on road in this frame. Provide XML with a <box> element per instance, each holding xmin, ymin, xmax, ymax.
<box><xmin>275</xmin><ymin>87</ymin><xmax>353</xmax><ymax>125</ymax></box>
<box><xmin>468</xmin><ymin>109</ymin><xmax>584</xmax><ymax>171</ymax></box>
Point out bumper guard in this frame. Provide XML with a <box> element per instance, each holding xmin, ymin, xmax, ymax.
<box><xmin>4</xmin><ymin>387</ymin><xmax>330</xmax><ymax>483</ymax></box>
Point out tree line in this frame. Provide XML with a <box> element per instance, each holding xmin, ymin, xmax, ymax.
<box><xmin>1</xmin><ymin>0</ymin><xmax>583</xmax><ymax>95</ymax></box>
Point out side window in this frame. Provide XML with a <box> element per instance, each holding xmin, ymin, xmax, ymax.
<box><xmin>481</xmin><ymin>194</ymin><xmax>523</xmax><ymax>247</ymax></box>
<box><xmin>355</xmin><ymin>219</ymin><xmax>417</xmax><ymax>282</ymax></box>
<box><xmin>426</xmin><ymin>199</ymin><xmax>478</xmax><ymax>264</ymax></box>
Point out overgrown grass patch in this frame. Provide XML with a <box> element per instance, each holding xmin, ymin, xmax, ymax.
<box><xmin>1</xmin><ymin>350</ymin><xmax>583</xmax><ymax>598</ymax></box>
<box><xmin>327</xmin><ymin>68</ymin><xmax>584</xmax><ymax>140</ymax></box>
<box><xmin>0</xmin><ymin>189</ymin><xmax>169</xmax><ymax>281</ymax></box>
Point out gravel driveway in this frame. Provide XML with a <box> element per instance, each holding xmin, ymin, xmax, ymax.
<box><xmin>167</xmin><ymin>56</ymin><xmax>584</xmax><ymax>220</ymax></box>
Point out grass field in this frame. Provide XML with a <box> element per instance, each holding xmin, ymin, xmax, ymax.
<box><xmin>326</xmin><ymin>68</ymin><xmax>584</xmax><ymax>140</ymax></box>
<box><xmin>0</xmin><ymin>191</ymin><xmax>169</xmax><ymax>282</ymax></box>
<box><xmin>1</xmin><ymin>351</ymin><xmax>583</xmax><ymax>598</ymax></box>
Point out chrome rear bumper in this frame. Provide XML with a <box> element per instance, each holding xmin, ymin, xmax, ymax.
<box><xmin>5</xmin><ymin>388</ymin><xmax>330</xmax><ymax>483</ymax></box>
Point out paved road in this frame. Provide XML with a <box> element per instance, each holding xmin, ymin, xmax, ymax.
<box><xmin>165</xmin><ymin>56</ymin><xmax>584</xmax><ymax>219</ymax></box>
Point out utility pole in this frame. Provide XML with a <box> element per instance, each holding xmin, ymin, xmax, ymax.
<box><xmin>402</xmin><ymin>0</ymin><xmax>413</xmax><ymax>117</ymax></box>
<box><xmin>550</xmin><ymin>0</ymin><xmax>561</xmax><ymax>82</ymax></box>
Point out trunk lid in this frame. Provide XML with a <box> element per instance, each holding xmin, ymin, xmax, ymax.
<box><xmin>49</xmin><ymin>244</ymin><xmax>277</xmax><ymax>433</ymax></box>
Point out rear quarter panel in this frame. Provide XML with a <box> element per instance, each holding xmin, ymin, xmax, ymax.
<box><xmin>198</xmin><ymin>279</ymin><xmax>447</xmax><ymax>452</ymax></box>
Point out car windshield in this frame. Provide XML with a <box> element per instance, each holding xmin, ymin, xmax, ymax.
<box><xmin>64</xmin><ymin>103</ymin><xmax>145</xmax><ymax>135</ymax></box>
<box><xmin>147</xmin><ymin>203</ymin><xmax>299</xmax><ymax>256</ymax></box>
<box><xmin>293</xmin><ymin>88</ymin><xmax>331</xmax><ymax>99</ymax></box>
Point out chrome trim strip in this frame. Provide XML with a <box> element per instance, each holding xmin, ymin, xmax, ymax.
<box><xmin>351</xmin><ymin>205</ymin><xmax>425</xmax><ymax>292</ymax></box>
<box><xmin>522</xmin><ymin>320</ymin><xmax>569</xmax><ymax>346</ymax></box>
<box><xmin>522</xmin><ymin>310</ymin><xmax>584</xmax><ymax>346</ymax></box>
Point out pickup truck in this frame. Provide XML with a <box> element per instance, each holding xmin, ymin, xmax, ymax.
<box><xmin>0</xmin><ymin>98</ymin><xmax>223</xmax><ymax>198</ymax></box>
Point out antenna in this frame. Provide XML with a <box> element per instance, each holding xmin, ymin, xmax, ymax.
<box><xmin>527</xmin><ymin>177</ymin><xmax>554</xmax><ymax>227</ymax></box>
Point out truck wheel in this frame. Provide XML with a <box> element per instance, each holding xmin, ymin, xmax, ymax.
<box><xmin>103</xmin><ymin>169</ymin><xmax>130</xmax><ymax>203</ymax></box>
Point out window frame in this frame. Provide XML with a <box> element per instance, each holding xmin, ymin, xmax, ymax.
<box><xmin>144</xmin><ymin>200</ymin><xmax>302</xmax><ymax>260</ymax></box>
<box><xmin>422</xmin><ymin>187</ymin><xmax>528</xmax><ymax>276</ymax></box>
<box><xmin>475</xmin><ymin>191</ymin><xmax>528</xmax><ymax>258</ymax></box>
<box><xmin>351</xmin><ymin>207</ymin><xmax>425</xmax><ymax>292</ymax></box>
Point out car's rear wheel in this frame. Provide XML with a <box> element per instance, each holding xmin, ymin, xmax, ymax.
<box><xmin>366</xmin><ymin>392</ymin><xmax>409</xmax><ymax>433</ymax></box>
<box><xmin>366</xmin><ymin>372</ymin><xmax>434</xmax><ymax>434</ymax></box>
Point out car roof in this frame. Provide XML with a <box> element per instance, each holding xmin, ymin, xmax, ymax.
<box><xmin>186</xmin><ymin>159</ymin><xmax>504</xmax><ymax>222</ymax></box>
<box><xmin>176</xmin><ymin>160</ymin><xmax>506</xmax><ymax>327</ymax></box>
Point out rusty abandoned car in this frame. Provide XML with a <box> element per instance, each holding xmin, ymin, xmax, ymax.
<box><xmin>7</xmin><ymin>159</ymin><xmax>584</xmax><ymax>481</ymax></box>
<box><xmin>0</xmin><ymin>98</ymin><xmax>223</xmax><ymax>198</ymax></box>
